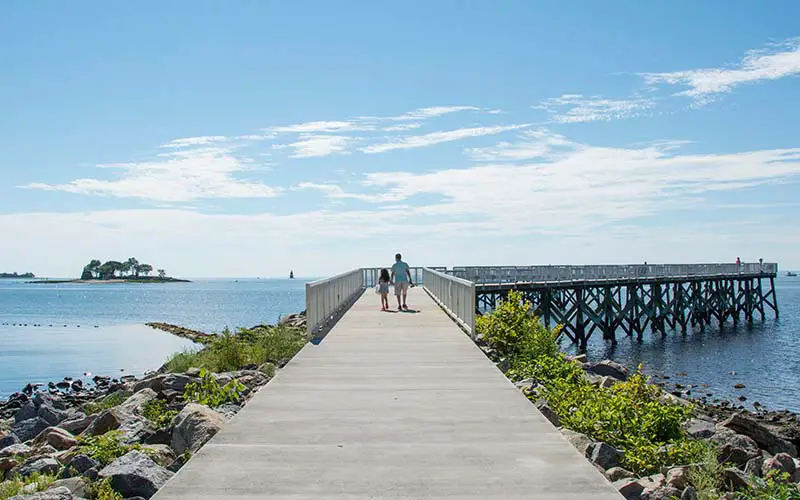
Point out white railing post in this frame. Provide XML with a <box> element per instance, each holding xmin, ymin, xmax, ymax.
<box><xmin>422</xmin><ymin>267</ymin><xmax>476</xmax><ymax>337</ymax></box>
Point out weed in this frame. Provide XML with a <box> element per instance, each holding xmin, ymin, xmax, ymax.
<box><xmin>77</xmin><ymin>430</ymin><xmax>140</xmax><ymax>466</ymax></box>
<box><xmin>89</xmin><ymin>478</ymin><xmax>122</xmax><ymax>500</ymax></box>
<box><xmin>141</xmin><ymin>399</ymin><xmax>178</xmax><ymax>430</ymax></box>
<box><xmin>0</xmin><ymin>472</ymin><xmax>57</xmax><ymax>500</ymax></box>
<box><xmin>183</xmin><ymin>368</ymin><xmax>245</xmax><ymax>407</ymax></box>
<box><xmin>84</xmin><ymin>391</ymin><xmax>127</xmax><ymax>415</ymax></box>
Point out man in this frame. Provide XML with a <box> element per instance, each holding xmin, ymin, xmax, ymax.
<box><xmin>390</xmin><ymin>253</ymin><xmax>413</xmax><ymax>310</ymax></box>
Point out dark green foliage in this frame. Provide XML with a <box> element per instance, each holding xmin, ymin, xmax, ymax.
<box><xmin>141</xmin><ymin>399</ymin><xmax>179</xmax><ymax>430</ymax></box>
<box><xmin>0</xmin><ymin>472</ymin><xmax>57</xmax><ymax>499</ymax></box>
<box><xmin>77</xmin><ymin>430</ymin><xmax>141</xmax><ymax>466</ymax></box>
<box><xmin>84</xmin><ymin>391</ymin><xmax>127</xmax><ymax>415</ymax></box>
<box><xmin>183</xmin><ymin>369</ymin><xmax>245</xmax><ymax>407</ymax></box>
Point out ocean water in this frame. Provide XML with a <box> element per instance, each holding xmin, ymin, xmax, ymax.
<box><xmin>1</xmin><ymin>275</ymin><xmax>798</xmax><ymax>412</ymax></box>
<box><xmin>0</xmin><ymin>278</ymin><xmax>308</xmax><ymax>398</ymax></box>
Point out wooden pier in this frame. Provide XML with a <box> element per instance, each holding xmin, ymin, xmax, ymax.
<box><xmin>456</xmin><ymin>264</ymin><xmax>779</xmax><ymax>350</ymax></box>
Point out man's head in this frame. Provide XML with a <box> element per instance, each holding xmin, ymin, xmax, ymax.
<box><xmin>395</xmin><ymin>253</ymin><xmax>402</xmax><ymax>261</ymax></box>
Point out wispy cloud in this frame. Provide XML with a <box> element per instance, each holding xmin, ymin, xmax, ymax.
<box><xmin>160</xmin><ymin>136</ymin><xmax>227</xmax><ymax>148</ymax></box>
<box><xmin>643</xmin><ymin>37</ymin><xmax>800</xmax><ymax>100</ymax></box>
<box><xmin>361</xmin><ymin>124</ymin><xmax>530</xmax><ymax>154</ymax></box>
<box><xmin>22</xmin><ymin>147</ymin><xmax>280</xmax><ymax>202</ymax></box>
<box><xmin>465</xmin><ymin>129</ymin><xmax>575</xmax><ymax>161</ymax></box>
<box><xmin>382</xmin><ymin>123</ymin><xmax>422</xmax><ymax>132</ymax></box>
<box><xmin>268</xmin><ymin>121</ymin><xmax>374</xmax><ymax>133</ymax></box>
<box><xmin>534</xmin><ymin>94</ymin><xmax>656</xmax><ymax>123</ymax></box>
<box><xmin>380</xmin><ymin>105</ymin><xmax>480</xmax><ymax>121</ymax></box>
<box><xmin>294</xmin><ymin>182</ymin><xmax>405</xmax><ymax>202</ymax></box>
<box><xmin>273</xmin><ymin>135</ymin><xmax>354</xmax><ymax>158</ymax></box>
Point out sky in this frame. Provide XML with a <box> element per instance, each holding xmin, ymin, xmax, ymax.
<box><xmin>1</xmin><ymin>1</ymin><xmax>799</xmax><ymax>278</ymax></box>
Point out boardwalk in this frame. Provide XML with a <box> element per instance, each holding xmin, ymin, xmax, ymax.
<box><xmin>153</xmin><ymin>287</ymin><xmax>622</xmax><ymax>499</ymax></box>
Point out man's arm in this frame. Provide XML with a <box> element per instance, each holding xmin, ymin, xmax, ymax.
<box><xmin>406</xmin><ymin>266</ymin><xmax>412</xmax><ymax>284</ymax></box>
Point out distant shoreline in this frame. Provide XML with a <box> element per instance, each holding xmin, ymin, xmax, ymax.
<box><xmin>25</xmin><ymin>277</ymin><xmax>192</xmax><ymax>284</ymax></box>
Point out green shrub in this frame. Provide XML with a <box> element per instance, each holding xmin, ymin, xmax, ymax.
<box><xmin>734</xmin><ymin>470</ymin><xmax>800</xmax><ymax>500</ymax></box>
<box><xmin>141</xmin><ymin>399</ymin><xmax>178</xmax><ymax>430</ymax></box>
<box><xmin>183</xmin><ymin>368</ymin><xmax>246</xmax><ymax>407</ymax></box>
<box><xmin>89</xmin><ymin>478</ymin><xmax>122</xmax><ymax>500</ymax></box>
<box><xmin>476</xmin><ymin>290</ymin><xmax>561</xmax><ymax>362</ymax></box>
<box><xmin>163</xmin><ymin>325</ymin><xmax>306</xmax><ymax>373</ymax></box>
<box><xmin>77</xmin><ymin>430</ymin><xmax>140</xmax><ymax>466</ymax></box>
<box><xmin>84</xmin><ymin>391</ymin><xmax>127</xmax><ymax>415</ymax></box>
<box><xmin>0</xmin><ymin>472</ymin><xmax>57</xmax><ymax>500</ymax></box>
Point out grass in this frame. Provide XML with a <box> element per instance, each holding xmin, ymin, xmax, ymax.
<box><xmin>76</xmin><ymin>430</ymin><xmax>141</xmax><ymax>466</ymax></box>
<box><xmin>0</xmin><ymin>472</ymin><xmax>57</xmax><ymax>500</ymax></box>
<box><xmin>162</xmin><ymin>325</ymin><xmax>307</xmax><ymax>374</ymax></box>
<box><xmin>141</xmin><ymin>399</ymin><xmax>178</xmax><ymax>430</ymax></box>
<box><xmin>84</xmin><ymin>391</ymin><xmax>127</xmax><ymax>415</ymax></box>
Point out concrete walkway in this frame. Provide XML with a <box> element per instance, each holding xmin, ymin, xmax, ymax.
<box><xmin>153</xmin><ymin>287</ymin><xmax>622</xmax><ymax>499</ymax></box>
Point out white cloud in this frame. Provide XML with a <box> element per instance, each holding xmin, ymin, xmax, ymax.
<box><xmin>21</xmin><ymin>147</ymin><xmax>280</xmax><ymax>202</ymax></box>
<box><xmin>361</xmin><ymin>124</ymin><xmax>530</xmax><ymax>154</ymax></box>
<box><xmin>268</xmin><ymin>121</ymin><xmax>374</xmax><ymax>133</ymax></box>
<box><xmin>643</xmin><ymin>38</ymin><xmax>800</xmax><ymax>99</ymax></box>
<box><xmin>465</xmin><ymin>129</ymin><xmax>575</xmax><ymax>161</ymax></box>
<box><xmin>160</xmin><ymin>136</ymin><xmax>227</xmax><ymax>148</ymax></box>
<box><xmin>382</xmin><ymin>105</ymin><xmax>480</xmax><ymax>121</ymax></box>
<box><xmin>534</xmin><ymin>94</ymin><xmax>656</xmax><ymax>123</ymax></box>
<box><xmin>294</xmin><ymin>182</ymin><xmax>407</xmax><ymax>203</ymax></box>
<box><xmin>272</xmin><ymin>135</ymin><xmax>354</xmax><ymax>158</ymax></box>
<box><xmin>383</xmin><ymin>123</ymin><xmax>422</xmax><ymax>132</ymax></box>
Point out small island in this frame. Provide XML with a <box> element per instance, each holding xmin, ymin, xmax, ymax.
<box><xmin>28</xmin><ymin>257</ymin><xmax>190</xmax><ymax>284</ymax></box>
<box><xmin>0</xmin><ymin>272</ymin><xmax>35</xmax><ymax>278</ymax></box>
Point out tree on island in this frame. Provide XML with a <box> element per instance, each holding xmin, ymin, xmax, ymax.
<box><xmin>81</xmin><ymin>258</ymin><xmax>162</xmax><ymax>280</ymax></box>
<box><xmin>158</xmin><ymin>269</ymin><xmax>166</xmax><ymax>279</ymax></box>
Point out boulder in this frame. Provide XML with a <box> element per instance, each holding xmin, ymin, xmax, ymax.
<box><xmin>613</xmin><ymin>479</ymin><xmax>644</xmax><ymax>499</ymax></box>
<box><xmin>81</xmin><ymin>410</ymin><xmax>122</xmax><ymax>437</ymax></box>
<box><xmin>712</xmin><ymin>430</ymin><xmax>761</xmax><ymax>467</ymax></box>
<box><xmin>642</xmin><ymin>486</ymin><xmax>681</xmax><ymax>500</ymax></box>
<box><xmin>98</xmin><ymin>450</ymin><xmax>173</xmax><ymax>499</ymax></box>
<box><xmin>33</xmin><ymin>393</ymin><xmax>67</xmax><ymax>411</ymax></box>
<box><xmin>6</xmin><ymin>486</ymin><xmax>73</xmax><ymax>500</ymax></box>
<box><xmin>684</xmin><ymin>418</ymin><xmax>716</xmax><ymax>439</ymax></box>
<box><xmin>0</xmin><ymin>443</ymin><xmax>32</xmax><ymax>458</ymax></box>
<box><xmin>721</xmin><ymin>467</ymin><xmax>750</xmax><ymax>490</ymax></box>
<box><xmin>569</xmin><ymin>354</ymin><xmax>588</xmax><ymax>363</ymax></box>
<box><xmin>605</xmin><ymin>467</ymin><xmax>635</xmax><ymax>481</ymax></box>
<box><xmin>38</xmin><ymin>406</ymin><xmax>69</xmax><ymax>427</ymax></box>
<box><xmin>585</xmin><ymin>442</ymin><xmax>622</xmax><ymax>470</ymax></box>
<box><xmin>1</xmin><ymin>456</ymin><xmax>19</xmax><ymax>473</ymax></box>
<box><xmin>170</xmin><ymin>404</ymin><xmax>225</xmax><ymax>455</ymax></box>
<box><xmin>12</xmin><ymin>417</ymin><xmax>51</xmax><ymax>443</ymax></box>
<box><xmin>763</xmin><ymin>452</ymin><xmax>796</xmax><ymax>476</ymax></box>
<box><xmin>140</xmin><ymin>445</ymin><xmax>175</xmax><ymax>468</ymax></box>
<box><xmin>162</xmin><ymin>374</ymin><xmax>194</xmax><ymax>394</ymax></box>
<box><xmin>117</xmin><ymin>389</ymin><xmax>158</xmax><ymax>417</ymax></box>
<box><xmin>14</xmin><ymin>402</ymin><xmax>38</xmax><ymax>423</ymax></box>
<box><xmin>535</xmin><ymin>400</ymin><xmax>560</xmax><ymax>427</ymax></box>
<box><xmin>49</xmin><ymin>477</ymin><xmax>89</xmax><ymax>497</ymax></box>
<box><xmin>560</xmin><ymin>428</ymin><xmax>593</xmax><ymax>455</ymax></box>
<box><xmin>0</xmin><ymin>433</ymin><xmax>21</xmax><ymax>449</ymax></box>
<box><xmin>67</xmin><ymin>454</ymin><xmax>99</xmax><ymax>475</ymax></box>
<box><xmin>665</xmin><ymin>466</ymin><xmax>691</xmax><ymax>490</ymax></box>
<box><xmin>681</xmin><ymin>486</ymin><xmax>699</xmax><ymax>500</ymax></box>
<box><xmin>11</xmin><ymin>456</ymin><xmax>61</xmax><ymax>478</ymax></box>
<box><xmin>744</xmin><ymin>456</ymin><xmax>763</xmax><ymax>477</ymax></box>
<box><xmin>721</xmin><ymin>412</ymin><xmax>797</xmax><ymax>456</ymax></box>
<box><xmin>33</xmin><ymin>428</ymin><xmax>77</xmax><ymax>451</ymax></box>
<box><xmin>638</xmin><ymin>473</ymin><xmax>665</xmax><ymax>491</ymax></box>
<box><xmin>598</xmin><ymin>376</ymin><xmax>617</xmax><ymax>388</ymax></box>
<box><xmin>589</xmin><ymin>360</ymin><xmax>629</xmax><ymax>381</ymax></box>
<box><xmin>59</xmin><ymin>414</ymin><xmax>95</xmax><ymax>435</ymax></box>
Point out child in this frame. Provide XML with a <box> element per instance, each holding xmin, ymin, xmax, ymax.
<box><xmin>378</xmin><ymin>268</ymin><xmax>392</xmax><ymax>311</ymax></box>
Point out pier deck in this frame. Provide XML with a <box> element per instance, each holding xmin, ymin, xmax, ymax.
<box><xmin>153</xmin><ymin>286</ymin><xmax>622</xmax><ymax>499</ymax></box>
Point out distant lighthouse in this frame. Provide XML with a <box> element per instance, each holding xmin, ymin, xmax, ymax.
<box><xmin>289</xmin><ymin>270</ymin><xmax>294</xmax><ymax>279</ymax></box>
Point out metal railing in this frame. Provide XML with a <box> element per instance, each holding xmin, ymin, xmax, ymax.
<box><xmin>362</xmin><ymin>266</ymin><xmax>446</xmax><ymax>287</ymax></box>
<box><xmin>305</xmin><ymin>269</ymin><xmax>365</xmax><ymax>335</ymax></box>
<box><xmin>449</xmin><ymin>263</ymin><xmax>778</xmax><ymax>284</ymax></box>
<box><xmin>422</xmin><ymin>267</ymin><xmax>476</xmax><ymax>338</ymax></box>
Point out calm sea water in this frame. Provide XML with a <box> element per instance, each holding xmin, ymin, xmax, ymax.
<box><xmin>1</xmin><ymin>275</ymin><xmax>798</xmax><ymax>412</ymax></box>
<box><xmin>0</xmin><ymin>278</ymin><xmax>308</xmax><ymax>398</ymax></box>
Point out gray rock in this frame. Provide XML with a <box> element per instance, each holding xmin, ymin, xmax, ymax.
<box><xmin>744</xmin><ymin>456</ymin><xmax>763</xmax><ymax>477</ymax></box>
<box><xmin>98</xmin><ymin>450</ymin><xmax>173</xmax><ymax>499</ymax></box>
<box><xmin>14</xmin><ymin>402</ymin><xmax>38</xmax><ymax>423</ymax></box>
<box><xmin>712</xmin><ymin>430</ymin><xmax>761</xmax><ymax>467</ymax></box>
<box><xmin>0</xmin><ymin>433</ymin><xmax>21</xmax><ymax>450</ymax></box>
<box><xmin>214</xmin><ymin>403</ymin><xmax>241</xmax><ymax>421</ymax></box>
<box><xmin>83</xmin><ymin>466</ymin><xmax>99</xmax><ymax>482</ymax></box>
<box><xmin>560</xmin><ymin>428</ymin><xmax>594</xmax><ymax>455</ymax></box>
<box><xmin>33</xmin><ymin>393</ymin><xmax>67</xmax><ymax>411</ymax></box>
<box><xmin>586</xmin><ymin>441</ymin><xmax>622</xmax><ymax>470</ymax></box>
<box><xmin>685</xmin><ymin>418</ymin><xmax>716</xmax><ymax>439</ymax></box>
<box><xmin>721</xmin><ymin>412</ymin><xmax>797</xmax><ymax>456</ymax></box>
<box><xmin>665</xmin><ymin>466</ymin><xmax>690</xmax><ymax>490</ymax></box>
<box><xmin>642</xmin><ymin>486</ymin><xmax>682</xmax><ymax>500</ymax></box>
<box><xmin>49</xmin><ymin>477</ymin><xmax>89</xmax><ymax>497</ymax></box>
<box><xmin>170</xmin><ymin>403</ymin><xmax>225</xmax><ymax>455</ymax></box>
<box><xmin>81</xmin><ymin>409</ymin><xmax>122</xmax><ymax>436</ymax></box>
<box><xmin>117</xmin><ymin>389</ymin><xmax>158</xmax><ymax>417</ymax></box>
<box><xmin>598</xmin><ymin>376</ymin><xmax>617</xmax><ymax>388</ymax></box>
<box><xmin>32</xmin><ymin>427</ymin><xmax>78</xmax><ymax>451</ymax></box>
<box><xmin>535</xmin><ymin>400</ymin><xmax>560</xmax><ymax>427</ymax></box>
<box><xmin>605</xmin><ymin>467</ymin><xmax>635</xmax><ymax>481</ymax></box>
<box><xmin>721</xmin><ymin>467</ymin><xmax>750</xmax><ymax>490</ymax></box>
<box><xmin>68</xmin><ymin>454</ymin><xmax>99</xmax><ymax>474</ymax></box>
<box><xmin>162</xmin><ymin>374</ymin><xmax>194</xmax><ymax>393</ymax></box>
<box><xmin>11</xmin><ymin>456</ymin><xmax>61</xmax><ymax>478</ymax></box>
<box><xmin>59</xmin><ymin>414</ymin><xmax>95</xmax><ymax>435</ymax></box>
<box><xmin>0</xmin><ymin>443</ymin><xmax>32</xmax><ymax>457</ymax></box>
<box><xmin>12</xmin><ymin>417</ymin><xmax>51</xmax><ymax>443</ymax></box>
<box><xmin>763</xmin><ymin>452</ymin><xmax>796</xmax><ymax>476</ymax></box>
<box><xmin>681</xmin><ymin>486</ymin><xmax>699</xmax><ymax>500</ymax></box>
<box><xmin>590</xmin><ymin>360</ymin><xmax>629</xmax><ymax>381</ymax></box>
<box><xmin>38</xmin><ymin>406</ymin><xmax>69</xmax><ymax>427</ymax></box>
<box><xmin>133</xmin><ymin>375</ymin><xmax>166</xmax><ymax>393</ymax></box>
<box><xmin>613</xmin><ymin>479</ymin><xmax>644</xmax><ymax>499</ymax></box>
<box><xmin>6</xmin><ymin>486</ymin><xmax>73</xmax><ymax>500</ymax></box>
<box><xmin>570</xmin><ymin>354</ymin><xmax>588</xmax><ymax>363</ymax></box>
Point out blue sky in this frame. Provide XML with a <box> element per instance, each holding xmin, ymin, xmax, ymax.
<box><xmin>2</xmin><ymin>1</ymin><xmax>799</xmax><ymax>277</ymax></box>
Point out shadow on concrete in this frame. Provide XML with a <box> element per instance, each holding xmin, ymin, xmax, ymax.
<box><xmin>309</xmin><ymin>289</ymin><xmax>366</xmax><ymax>345</ymax></box>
